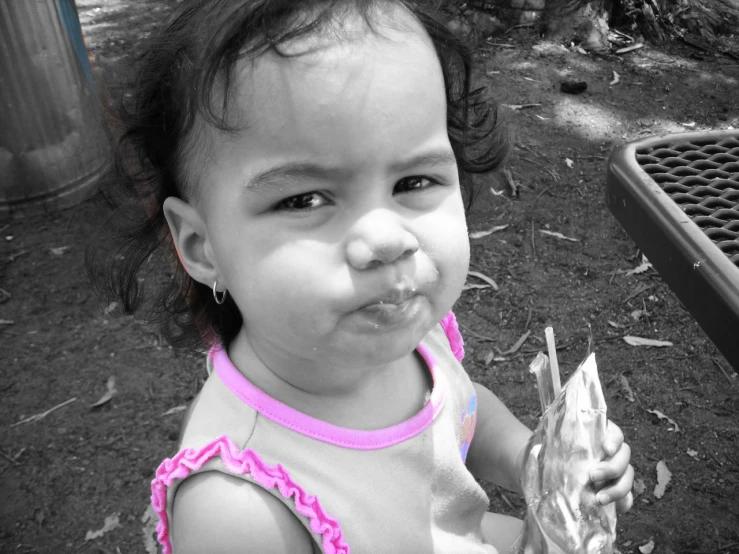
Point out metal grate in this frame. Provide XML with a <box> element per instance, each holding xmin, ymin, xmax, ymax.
<box><xmin>634</xmin><ymin>136</ymin><xmax>739</xmax><ymax>265</ymax></box>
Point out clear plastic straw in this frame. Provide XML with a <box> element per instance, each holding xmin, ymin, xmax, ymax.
<box><xmin>545</xmin><ymin>327</ymin><xmax>562</xmax><ymax>397</ymax></box>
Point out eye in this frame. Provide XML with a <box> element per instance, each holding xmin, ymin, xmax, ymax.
<box><xmin>394</xmin><ymin>176</ymin><xmax>436</xmax><ymax>194</ymax></box>
<box><xmin>274</xmin><ymin>191</ymin><xmax>329</xmax><ymax>211</ymax></box>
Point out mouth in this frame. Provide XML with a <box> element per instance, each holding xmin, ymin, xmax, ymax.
<box><xmin>362</xmin><ymin>288</ymin><xmax>418</xmax><ymax>308</ymax></box>
<box><xmin>355</xmin><ymin>288</ymin><xmax>424</xmax><ymax>327</ymax></box>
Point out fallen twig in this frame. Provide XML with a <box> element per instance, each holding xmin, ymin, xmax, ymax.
<box><xmin>570</xmin><ymin>155</ymin><xmax>607</xmax><ymax>161</ymax></box>
<box><xmin>711</xmin><ymin>357</ymin><xmax>737</xmax><ymax>387</ymax></box>
<box><xmin>458</xmin><ymin>323</ymin><xmax>497</xmax><ymax>343</ymax></box>
<box><xmin>503</xmin><ymin>168</ymin><xmax>518</xmax><ymax>197</ymax></box>
<box><xmin>624</xmin><ymin>283</ymin><xmax>653</xmax><ymax>303</ymax></box>
<box><xmin>11</xmin><ymin>397</ymin><xmax>77</xmax><ymax>427</ymax></box>
<box><xmin>0</xmin><ymin>449</ymin><xmax>21</xmax><ymax>465</ymax></box>
<box><xmin>616</xmin><ymin>43</ymin><xmax>644</xmax><ymax>55</ymax></box>
<box><xmin>502</xmin><ymin>103</ymin><xmax>542</xmax><ymax>110</ymax></box>
<box><xmin>1</xmin><ymin>249</ymin><xmax>31</xmax><ymax>265</ymax></box>
<box><xmin>519</xmin><ymin>156</ymin><xmax>561</xmax><ymax>182</ymax></box>
<box><xmin>502</xmin><ymin>330</ymin><xmax>531</xmax><ymax>355</ymax></box>
<box><xmin>534</xmin><ymin>187</ymin><xmax>550</xmax><ymax>202</ymax></box>
<box><xmin>505</xmin><ymin>22</ymin><xmax>536</xmax><ymax>34</ymax></box>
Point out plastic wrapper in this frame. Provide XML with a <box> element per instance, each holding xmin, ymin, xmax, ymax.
<box><xmin>518</xmin><ymin>351</ymin><xmax>617</xmax><ymax>554</ymax></box>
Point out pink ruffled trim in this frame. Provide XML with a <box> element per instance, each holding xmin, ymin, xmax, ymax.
<box><xmin>440</xmin><ymin>311</ymin><xmax>465</xmax><ymax>361</ymax></box>
<box><xmin>151</xmin><ymin>435</ymin><xmax>349</xmax><ymax>554</ymax></box>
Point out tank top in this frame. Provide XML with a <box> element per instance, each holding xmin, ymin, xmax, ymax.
<box><xmin>151</xmin><ymin>312</ymin><xmax>491</xmax><ymax>553</ymax></box>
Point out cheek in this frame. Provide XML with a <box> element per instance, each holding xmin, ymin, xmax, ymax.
<box><xmin>231</xmin><ymin>247</ymin><xmax>336</xmax><ymax>323</ymax></box>
<box><xmin>429</xmin><ymin>200</ymin><xmax>470</xmax><ymax>275</ymax></box>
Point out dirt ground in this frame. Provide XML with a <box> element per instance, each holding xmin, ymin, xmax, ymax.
<box><xmin>1</xmin><ymin>1</ymin><xmax>738</xmax><ymax>553</ymax></box>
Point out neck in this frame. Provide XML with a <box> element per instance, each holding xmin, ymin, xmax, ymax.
<box><xmin>226</xmin><ymin>332</ymin><xmax>431</xmax><ymax>430</ymax></box>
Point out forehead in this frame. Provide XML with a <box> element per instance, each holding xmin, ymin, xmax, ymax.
<box><xmin>228</xmin><ymin>7</ymin><xmax>442</xmax><ymax>128</ymax></box>
<box><xmin>188</xmin><ymin>7</ymin><xmax>449</xmax><ymax>199</ymax></box>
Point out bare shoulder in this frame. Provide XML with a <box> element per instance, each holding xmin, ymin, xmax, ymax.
<box><xmin>172</xmin><ymin>471</ymin><xmax>314</xmax><ymax>554</ymax></box>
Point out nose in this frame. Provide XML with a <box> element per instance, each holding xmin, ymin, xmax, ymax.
<box><xmin>346</xmin><ymin>210</ymin><xmax>419</xmax><ymax>270</ymax></box>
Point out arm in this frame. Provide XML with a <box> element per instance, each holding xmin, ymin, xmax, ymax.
<box><xmin>172</xmin><ymin>472</ymin><xmax>314</xmax><ymax>554</ymax></box>
<box><xmin>465</xmin><ymin>382</ymin><xmax>532</xmax><ymax>495</ymax></box>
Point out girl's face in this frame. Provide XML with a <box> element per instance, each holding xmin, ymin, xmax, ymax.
<box><xmin>195</xmin><ymin>11</ymin><xmax>470</xmax><ymax>372</ymax></box>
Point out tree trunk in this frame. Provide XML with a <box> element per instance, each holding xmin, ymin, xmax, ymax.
<box><xmin>446</xmin><ymin>0</ymin><xmax>739</xmax><ymax>55</ymax></box>
<box><xmin>542</xmin><ymin>0</ymin><xmax>613</xmax><ymax>50</ymax></box>
<box><xmin>541</xmin><ymin>0</ymin><xmax>739</xmax><ymax>48</ymax></box>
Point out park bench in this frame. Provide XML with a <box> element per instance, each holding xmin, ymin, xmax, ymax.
<box><xmin>606</xmin><ymin>130</ymin><xmax>739</xmax><ymax>371</ymax></box>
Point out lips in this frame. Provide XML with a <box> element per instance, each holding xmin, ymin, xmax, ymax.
<box><xmin>355</xmin><ymin>287</ymin><xmax>424</xmax><ymax>327</ymax></box>
<box><xmin>361</xmin><ymin>288</ymin><xmax>418</xmax><ymax>309</ymax></box>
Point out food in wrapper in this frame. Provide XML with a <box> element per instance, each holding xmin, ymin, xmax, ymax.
<box><xmin>518</xmin><ymin>338</ymin><xmax>617</xmax><ymax>554</ymax></box>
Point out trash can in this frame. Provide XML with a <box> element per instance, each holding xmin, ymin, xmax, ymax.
<box><xmin>0</xmin><ymin>0</ymin><xmax>108</xmax><ymax>218</ymax></box>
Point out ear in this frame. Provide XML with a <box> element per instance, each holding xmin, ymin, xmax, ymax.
<box><xmin>163</xmin><ymin>197</ymin><xmax>219</xmax><ymax>287</ymax></box>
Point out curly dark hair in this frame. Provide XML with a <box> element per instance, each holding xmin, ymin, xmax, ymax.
<box><xmin>88</xmin><ymin>0</ymin><xmax>509</xmax><ymax>352</ymax></box>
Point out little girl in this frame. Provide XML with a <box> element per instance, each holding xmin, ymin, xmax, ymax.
<box><xmin>96</xmin><ymin>0</ymin><xmax>634</xmax><ymax>552</ymax></box>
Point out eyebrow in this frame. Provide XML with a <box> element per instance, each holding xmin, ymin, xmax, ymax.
<box><xmin>245</xmin><ymin>149</ymin><xmax>458</xmax><ymax>190</ymax></box>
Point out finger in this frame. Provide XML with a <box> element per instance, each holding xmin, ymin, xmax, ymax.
<box><xmin>596</xmin><ymin>463</ymin><xmax>635</xmax><ymax>506</ymax></box>
<box><xmin>603</xmin><ymin>420</ymin><xmax>625</xmax><ymax>457</ymax></box>
<box><xmin>591</xmin><ymin>442</ymin><xmax>631</xmax><ymax>483</ymax></box>
<box><xmin>616</xmin><ymin>490</ymin><xmax>634</xmax><ymax>513</ymax></box>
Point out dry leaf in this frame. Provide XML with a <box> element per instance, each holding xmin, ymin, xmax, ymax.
<box><xmin>466</xmin><ymin>271</ymin><xmax>499</xmax><ymax>291</ymax></box>
<box><xmin>610</xmin><ymin>71</ymin><xmax>620</xmax><ymax>86</ymax></box>
<box><xmin>539</xmin><ymin>230</ymin><xmax>579</xmax><ymax>242</ymax></box>
<box><xmin>630</xmin><ymin>309</ymin><xmax>649</xmax><ymax>321</ymax></box>
<box><xmin>626</xmin><ymin>261</ymin><xmax>652</xmax><ymax>276</ymax></box>
<box><xmin>654</xmin><ymin>460</ymin><xmax>672</xmax><ymax>498</ymax></box>
<box><xmin>639</xmin><ymin>539</ymin><xmax>655</xmax><ymax>554</ymax></box>
<box><xmin>85</xmin><ymin>513</ymin><xmax>121</xmax><ymax>541</ymax></box>
<box><xmin>502</xmin><ymin>103</ymin><xmax>542</xmax><ymax>110</ymax></box>
<box><xmin>647</xmin><ymin>409</ymin><xmax>680</xmax><ymax>432</ymax></box>
<box><xmin>619</xmin><ymin>375</ymin><xmax>636</xmax><ymax>402</ymax></box>
<box><xmin>608</xmin><ymin>320</ymin><xmax>627</xmax><ymax>329</ymax></box>
<box><xmin>687</xmin><ymin>449</ymin><xmax>699</xmax><ymax>459</ymax></box>
<box><xmin>489</xmin><ymin>187</ymin><xmax>505</xmax><ymax>197</ymax></box>
<box><xmin>141</xmin><ymin>505</ymin><xmax>159</xmax><ymax>554</ymax></box>
<box><xmin>623</xmin><ymin>336</ymin><xmax>673</xmax><ymax>347</ymax></box>
<box><xmin>565</xmin><ymin>157</ymin><xmax>575</xmax><ymax>168</ymax></box>
<box><xmin>50</xmin><ymin>246</ymin><xmax>71</xmax><ymax>256</ymax></box>
<box><xmin>680</xmin><ymin>121</ymin><xmax>697</xmax><ymax>128</ymax></box>
<box><xmin>469</xmin><ymin>225</ymin><xmax>509</xmax><ymax>239</ymax></box>
<box><xmin>633</xmin><ymin>478</ymin><xmax>646</xmax><ymax>497</ymax></box>
<box><xmin>462</xmin><ymin>284</ymin><xmax>492</xmax><ymax>291</ymax></box>
<box><xmin>162</xmin><ymin>405</ymin><xmax>188</xmax><ymax>417</ymax></box>
<box><xmin>91</xmin><ymin>376</ymin><xmax>117</xmax><ymax>408</ymax></box>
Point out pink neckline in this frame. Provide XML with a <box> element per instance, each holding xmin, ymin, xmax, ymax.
<box><xmin>211</xmin><ymin>343</ymin><xmax>446</xmax><ymax>450</ymax></box>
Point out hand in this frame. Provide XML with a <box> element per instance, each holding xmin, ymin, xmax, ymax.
<box><xmin>589</xmin><ymin>420</ymin><xmax>634</xmax><ymax>513</ymax></box>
